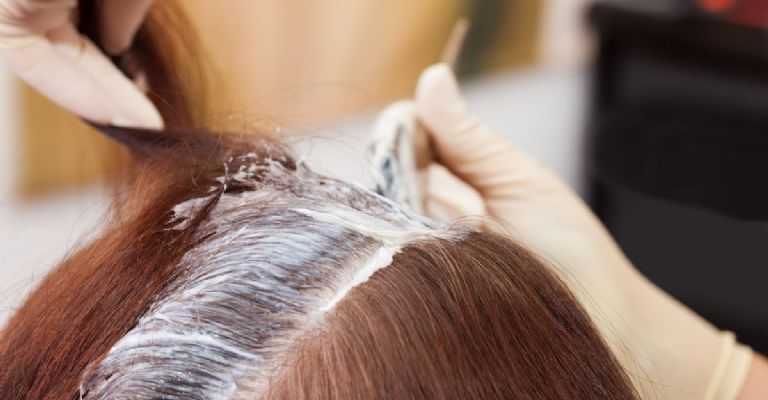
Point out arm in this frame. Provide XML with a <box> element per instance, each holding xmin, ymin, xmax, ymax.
<box><xmin>737</xmin><ymin>354</ymin><xmax>768</xmax><ymax>400</ymax></box>
<box><xmin>407</xmin><ymin>63</ymin><xmax>766</xmax><ymax>399</ymax></box>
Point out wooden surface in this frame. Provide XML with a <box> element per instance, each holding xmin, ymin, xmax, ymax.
<box><xmin>18</xmin><ymin>83</ymin><xmax>127</xmax><ymax>196</ymax></box>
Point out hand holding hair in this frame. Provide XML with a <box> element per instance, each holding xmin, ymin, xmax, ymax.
<box><xmin>0</xmin><ymin>0</ymin><xmax>162</xmax><ymax>128</ymax></box>
<box><xmin>409</xmin><ymin>63</ymin><xmax>761</xmax><ymax>400</ymax></box>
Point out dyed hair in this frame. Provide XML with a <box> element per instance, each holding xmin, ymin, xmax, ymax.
<box><xmin>0</xmin><ymin>2</ymin><xmax>640</xmax><ymax>399</ymax></box>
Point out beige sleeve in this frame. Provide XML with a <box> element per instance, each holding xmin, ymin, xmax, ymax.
<box><xmin>703</xmin><ymin>331</ymin><xmax>754</xmax><ymax>400</ymax></box>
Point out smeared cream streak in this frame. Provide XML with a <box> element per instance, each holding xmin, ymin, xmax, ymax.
<box><xmin>320</xmin><ymin>244</ymin><xmax>398</xmax><ymax>312</ymax></box>
<box><xmin>80</xmin><ymin>146</ymin><xmax>442</xmax><ymax>400</ymax></box>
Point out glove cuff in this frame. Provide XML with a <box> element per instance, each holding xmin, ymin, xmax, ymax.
<box><xmin>703</xmin><ymin>331</ymin><xmax>753</xmax><ymax>400</ymax></box>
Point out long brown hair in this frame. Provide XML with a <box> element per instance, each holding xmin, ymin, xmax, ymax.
<box><xmin>0</xmin><ymin>2</ymin><xmax>639</xmax><ymax>399</ymax></box>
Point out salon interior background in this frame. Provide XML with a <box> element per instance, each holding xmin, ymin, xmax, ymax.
<box><xmin>0</xmin><ymin>0</ymin><xmax>585</xmax><ymax>323</ymax></box>
<box><xmin>1</xmin><ymin>0</ymin><xmax>766</xmax><ymax>353</ymax></box>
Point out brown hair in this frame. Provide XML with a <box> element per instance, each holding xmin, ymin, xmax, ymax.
<box><xmin>0</xmin><ymin>2</ymin><xmax>639</xmax><ymax>399</ymax></box>
<box><xmin>272</xmin><ymin>232</ymin><xmax>639</xmax><ymax>399</ymax></box>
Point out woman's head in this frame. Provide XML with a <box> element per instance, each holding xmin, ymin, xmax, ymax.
<box><xmin>0</xmin><ymin>131</ymin><xmax>638</xmax><ymax>399</ymax></box>
<box><xmin>77</xmin><ymin>135</ymin><xmax>440</xmax><ymax>397</ymax></box>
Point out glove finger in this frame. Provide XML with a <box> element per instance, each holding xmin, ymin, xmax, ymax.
<box><xmin>95</xmin><ymin>0</ymin><xmax>154</xmax><ymax>54</ymax></box>
<box><xmin>2</xmin><ymin>24</ymin><xmax>162</xmax><ymax>128</ymax></box>
<box><xmin>51</xmin><ymin>24</ymin><xmax>162</xmax><ymax>127</ymax></box>
<box><xmin>424</xmin><ymin>163</ymin><xmax>486</xmax><ymax>223</ymax></box>
<box><xmin>414</xmin><ymin>63</ymin><xmax>566</xmax><ymax>205</ymax></box>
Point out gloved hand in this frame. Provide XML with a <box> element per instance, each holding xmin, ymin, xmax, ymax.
<box><xmin>409</xmin><ymin>63</ymin><xmax>754</xmax><ymax>400</ymax></box>
<box><xmin>0</xmin><ymin>0</ymin><xmax>161</xmax><ymax>128</ymax></box>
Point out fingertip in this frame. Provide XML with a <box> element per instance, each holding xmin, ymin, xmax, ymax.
<box><xmin>415</xmin><ymin>63</ymin><xmax>464</xmax><ymax>113</ymax></box>
<box><xmin>105</xmin><ymin>79</ymin><xmax>163</xmax><ymax>130</ymax></box>
<box><xmin>138</xmin><ymin>100</ymin><xmax>164</xmax><ymax>129</ymax></box>
<box><xmin>414</xmin><ymin>63</ymin><xmax>469</xmax><ymax>137</ymax></box>
<box><xmin>99</xmin><ymin>73</ymin><xmax>163</xmax><ymax>129</ymax></box>
<box><xmin>110</xmin><ymin>108</ymin><xmax>163</xmax><ymax>130</ymax></box>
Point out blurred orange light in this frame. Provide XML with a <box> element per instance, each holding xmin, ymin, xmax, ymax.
<box><xmin>698</xmin><ymin>0</ymin><xmax>736</xmax><ymax>12</ymax></box>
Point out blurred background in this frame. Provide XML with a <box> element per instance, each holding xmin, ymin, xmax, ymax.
<box><xmin>1</xmin><ymin>0</ymin><xmax>766</xmax><ymax>353</ymax></box>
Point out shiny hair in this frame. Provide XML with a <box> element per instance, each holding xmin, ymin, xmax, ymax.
<box><xmin>0</xmin><ymin>2</ymin><xmax>639</xmax><ymax>399</ymax></box>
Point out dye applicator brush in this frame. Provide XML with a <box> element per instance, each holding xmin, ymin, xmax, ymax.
<box><xmin>414</xmin><ymin>18</ymin><xmax>469</xmax><ymax>171</ymax></box>
<box><xmin>369</xmin><ymin>19</ymin><xmax>470</xmax><ymax>214</ymax></box>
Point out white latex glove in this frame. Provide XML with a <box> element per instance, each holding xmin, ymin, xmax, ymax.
<box><xmin>410</xmin><ymin>63</ymin><xmax>754</xmax><ymax>400</ymax></box>
<box><xmin>0</xmin><ymin>0</ymin><xmax>162</xmax><ymax>128</ymax></box>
